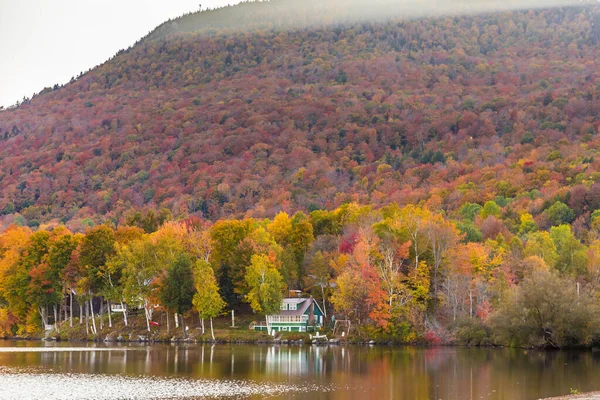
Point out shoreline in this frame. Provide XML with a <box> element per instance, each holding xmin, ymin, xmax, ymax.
<box><xmin>543</xmin><ymin>392</ymin><xmax>600</xmax><ymax>400</ymax></box>
<box><xmin>2</xmin><ymin>335</ymin><xmax>598</xmax><ymax>352</ymax></box>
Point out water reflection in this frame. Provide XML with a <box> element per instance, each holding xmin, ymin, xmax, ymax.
<box><xmin>1</xmin><ymin>341</ymin><xmax>599</xmax><ymax>399</ymax></box>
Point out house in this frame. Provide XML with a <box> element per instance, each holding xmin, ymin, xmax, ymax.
<box><xmin>251</xmin><ymin>297</ymin><xmax>325</xmax><ymax>333</ymax></box>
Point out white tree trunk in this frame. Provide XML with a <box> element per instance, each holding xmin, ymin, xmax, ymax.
<box><xmin>89</xmin><ymin>298</ymin><xmax>97</xmax><ymax>335</ymax></box>
<box><xmin>99</xmin><ymin>300</ymin><xmax>104</xmax><ymax>330</ymax></box>
<box><xmin>469</xmin><ymin>289</ymin><xmax>473</xmax><ymax>319</ymax></box>
<box><xmin>121</xmin><ymin>301</ymin><xmax>128</xmax><ymax>327</ymax></box>
<box><xmin>201</xmin><ymin>317</ymin><xmax>205</xmax><ymax>334</ymax></box>
<box><xmin>69</xmin><ymin>289</ymin><xmax>73</xmax><ymax>328</ymax></box>
<box><xmin>85</xmin><ymin>302</ymin><xmax>89</xmax><ymax>335</ymax></box>
<box><xmin>210</xmin><ymin>317</ymin><xmax>215</xmax><ymax>341</ymax></box>
<box><xmin>38</xmin><ymin>306</ymin><xmax>48</xmax><ymax>329</ymax></box>
<box><xmin>167</xmin><ymin>310</ymin><xmax>170</xmax><ymax>334</ymax></box>
<box><xmin>174</xmin><ymin>313</ymin><xmax>179</xmax><ymax>329</ymax></box>
<box><xmin>53</xmin><ymin>305</ymin><xmax>59</xmax><ymax>332</ymax></box>
<box><xmin>321</xmin><ymin>286</ymin><xmax>328</xmax><ymax>319</ymax></box>
<box><xmin>107</xmin><ymin>300</ymin><xmax>112</xmax><ymax>328</ymax></box>
<box><xmin>144</xmin><ymin>303</ymin><xmax>151</xmax><ymax>332</ymax></box>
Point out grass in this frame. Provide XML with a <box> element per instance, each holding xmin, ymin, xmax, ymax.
<box><xmin>44</xmin><ymin>311</ymin><xmax>275</xmax><ymax>343</ymax></box>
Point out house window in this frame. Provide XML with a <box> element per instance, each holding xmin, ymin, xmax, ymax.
<box><xmin>289</xmin><ymin>303</ymin><xmax>297</xmax><ymax>310</ymax></box>
<box><xmin>280</xmin><ymin>303</ymin><xmax>287</xmax><ymax>310</ymax></box>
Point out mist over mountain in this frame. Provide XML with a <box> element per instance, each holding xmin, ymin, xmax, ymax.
<box><xmin>146</xmin><ymin>0</ymin><xmax>590</xmax><ymax>40</ymax></box>
<box><xmin>0</xmin><ymin>0</ymin><xmax>598</xmax><ymax>231</ymax></box>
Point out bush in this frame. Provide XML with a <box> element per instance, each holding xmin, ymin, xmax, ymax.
<box><xmin>487</xmin><ymin>269</ymin><xmax>600</xmax><ymax>348</ymax></box>
<box><xmin>453</xmin><ymin>319</ymin><xmax>492</xmax><ymax>346</ymax></box>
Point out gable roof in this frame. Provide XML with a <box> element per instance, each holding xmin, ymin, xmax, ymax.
<box><xmin>278</xmin><ymin>297</ymin><xmax>324</xmax><ymax>317</ymax></box>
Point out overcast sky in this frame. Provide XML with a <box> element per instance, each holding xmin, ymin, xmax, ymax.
<box><xmin>0</xmin><ymin>0</ymin><xmax>240</xmax><ymax>108</ymax></box>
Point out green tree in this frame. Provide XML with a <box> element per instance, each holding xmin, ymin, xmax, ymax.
<box><xmin>159</xmin><ymin>253</ymin><xmax>195</xmax><ymax>337</ymax></box>
<box><xmin>480</xmin><ymin>201</ymin><xmax>501</xmax><ymax>220</ymax></box>
<box><xmin>524</xmin><ymin>231</ymin><xmax>558</xmax><ymax>269</ymax></box>
<box><xmin>210</xmin><ymin>219</ymin><xmax>254</xmax><ymax>306</ymax></box>
<box><xmin>545</xmin><ymin>201</ymin><xmax>575</xmax><ymax>226</ymax></box>
<box><xmin>549</xmin><ymin>225</ymin><xmax>587</xmax><ymax>276</ymax></box>
<box><xmin>458</xmin><ymin>203</ymin><xmax>482</xmax><ymax>222</ymax></box>
<box><xmin>456</xmin><ymin>220</ymin><xmax>483</xmax><ymax>242</ymax></box>
<box><xmin>78</xmin><ymin>225</ymin><xmax>116</xmax><ymax>333</ymax></box>
<box><xmin>517</xmin><ymin>213</ymin><xmax>538</xmax><ymax>237</ymax></box>
<box><xmin>120</xmin><ymin>236</ymin><xmax>160</xmax><ymax>331</ymax></box>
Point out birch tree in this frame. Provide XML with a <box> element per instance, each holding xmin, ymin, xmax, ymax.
<box><xmin>193</xmin><ymin>260</ymin><xmax>225</xmax><ymax>340</ymax></box>
<box><xmin>244</xmin><ymin>254</ymin><xmax>284</xmax><ymax>333</ymax></box>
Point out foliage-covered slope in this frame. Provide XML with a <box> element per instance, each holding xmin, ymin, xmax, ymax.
<box><xmin>0</xmin><ymin>1</ymin><xmax>599</xmax><ymax>231</ymax></box>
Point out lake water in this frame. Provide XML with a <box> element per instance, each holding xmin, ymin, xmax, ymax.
<box><xmin>0</xmin><ymin>341</ymin><xmax>599</xmax><ymax>399</ymax></box>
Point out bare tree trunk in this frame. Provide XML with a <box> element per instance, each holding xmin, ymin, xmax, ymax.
<box><xmin>107</xmin><ymin>300</ymin><xmax>112</xmax><ymax>328</ymax></box>
<box><xmin>53</xmin><ymin>305</ymin><xmax>59</xmax><ymax>332</ymax></box>
<box><xmin>70</xmin><ymin>289</ymin><xmax>73</xmax><ymax>328</ymax></box>
<box><xmin>85</xmin><ymin>302</ymin><xmax>89</xmax><ymax>335</ymax></box>
<box><xmin>99</xmin><ymin>300</ymin><xmax>104</xmax><ymax>330</ymax></box>
<box><xmin>200</xmin><ymin>316</ymin><xmax>205</xmax><ymax>334</ymax></box>
<box><xmin>38</xmin><ymin>306</ymin><xmax>48</xmax><ymax>330</ymax></box>
<box><xmin>174</xmin><ymin>313</ymin><xmax>179</xmax><ymax>329</ymax></box>
<box><xmin>210</xmin><ymin>317</ymin><xmax>215</xmax><ymax>341</ymax></box>
<box><xmin>121</xmin><ymin>301</ymin><xmax>128</xmax><ymax>327</ymax></box>
<box><xmin>321</xmin><ymin>286</ymin><xmax>327</xmax><ymax>319</ymax></box>
<box><xmin>59</xmin><ymin>297</ymin><xmax>63</xmax><ymax>325</ymax></box>
<box><xmin>80</xmin><ymin>303</ymin><xmax>83</xmax><ymax>325</ymax></box>
<box><xmin>181</xmin><ymin>314</ymin><xmax>187</xmax><ymax>338</ymax></box>
<box><xmin>144</xmin><ymin>304</ymin><xmax>151</xmax><ymax>332</ymax></box>
<box><xmin>469</xmin><ymin>289</ymin><xmax>473</xmax><ymax>319</ymax></box>
<box><xmin>166</xmin><ymin>310</ymin><xmax>170</xmax><ymax>334</ymax></box>
<box><xmin>433</xmin><ymin>267</ymin><xmax>439</xmax><ymax>312</ymax></box>
<box><xmin>89</xmin><ymin>298</ymin><xmax>97</xmax><ymax>335</ymax></box>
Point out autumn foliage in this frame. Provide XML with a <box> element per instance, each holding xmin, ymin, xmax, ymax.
<box><xmin>0</xmin><ymin>2</ymin><xmax>599</xmax><ymax>346</ymax></box>
<box><xmin>0</xmin><ymin>4</ymin><xmax>598</xmax><ymax>233</ymax></box>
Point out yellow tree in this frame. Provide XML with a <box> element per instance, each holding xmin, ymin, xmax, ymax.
<box><xmin>244</xmin><ymin>253</ymin><xmax>284</xmax><ymax>332</ymax></box>
<box><xmin>0</xmin><ymin>225</ymin><xmax>32</xmax><ymax>332</ymax></box>
<box><xmin>425</xmin><ymin>214</ymin><xmax>461</xmax><ymax>311</ymax></box>
<box><xmin>193</xmin><ymin>260</ymin><xmax>225</xmax><ymax>340</ymax></box>
<box><xmin>266</xmin><ymin>212</ymin><xmax>292</xmax><ymax>245</ymax></box>
<box><xmin>379</xmin><ymin>204</ymin><xmax>432</xmax><ymax>270</ymax></box>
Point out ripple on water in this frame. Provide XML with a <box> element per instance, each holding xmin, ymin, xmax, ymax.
<box><xmin>0</xmin><ymin>347</ymin><xmax>132</xmax><ymax>353</ymax></box>
<box><xmin>0</xmin><ymin>367</ymin><xmax>336</xmax><ymax>400</ymax></box>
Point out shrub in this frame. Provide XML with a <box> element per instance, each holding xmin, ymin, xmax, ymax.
<box><xmin>488</xmin><ymin>269</ymin><xmax>600</xmax><ymax>348</ymax></box>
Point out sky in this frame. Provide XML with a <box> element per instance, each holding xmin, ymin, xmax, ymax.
<box><xmin>0</xmin><ymin>0</ymin><xmax>240</xmax><ymax>108</ymax></box>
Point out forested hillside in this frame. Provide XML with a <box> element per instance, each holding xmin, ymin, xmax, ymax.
<box><xmin>0</xmin><ymin>2</ymin><xmax>598</xmax><ymax>231</ymax></box>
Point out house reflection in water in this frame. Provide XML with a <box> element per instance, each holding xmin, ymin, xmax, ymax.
<box><xmin>265</xmin><ymin>346</ymin><xmax>329</xmax><ymax>377</ymax></box>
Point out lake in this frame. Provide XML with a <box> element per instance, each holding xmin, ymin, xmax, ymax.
<box><xmin>0</xmin><ymin>340</ymin><xmax>599</xmax><ymax>399</ymax></box>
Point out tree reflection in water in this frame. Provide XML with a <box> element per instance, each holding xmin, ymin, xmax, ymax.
<box><xmin>0</xmin><ymin>342</ymin><xmax>599</xmax><ymax>399</ymax></box>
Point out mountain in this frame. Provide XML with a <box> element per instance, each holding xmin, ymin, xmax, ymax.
<box><xmin>0</xmin><ymin>0</ymin><xmax>599</xmax><ymax>231</ymax></box>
